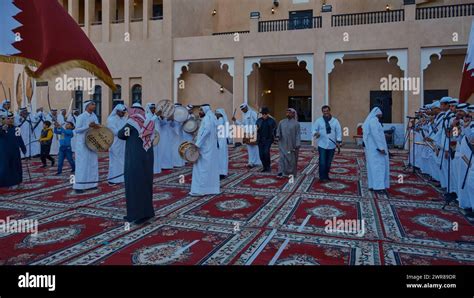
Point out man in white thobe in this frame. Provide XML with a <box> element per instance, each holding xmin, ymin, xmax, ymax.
<box><xmin>107</xmin><ymin>104</ymin><xmax>128</xmax><ymax>184</ymax></box>
<box><xmin>146</xmin><ymin>103</ymin><xmax>162</xmax><ymax>174</ymax></box>
<box><xmin>216</xmin><ymin>108</ymin><xmax>229</xmax><ymax>179</ymax></box>
<box><xmin>17</xmin><ymin>108</ymin><xmax>40</xmax><ymax>158</ymax></box>
<box><xmin>232</xmin><ymin>103</ymin><xmax>261</xmax><ymax>167</ymax></box>
<box><xmin>73</xmin><ymin>100</ymin><xmax>99</xmax><ymax>193</ymax></box>
<box><xmin>45</xmin><ymin>109</ymin><xmax>60</xmax><ymax>155</ymax></box>
<box><xmin>155</xmin><ymin>110</ymin><xmax>174</xmax><ymax>170</ymax></box>
<box><xmin>171</xmin><ymin>103</ymin><xmax>185</xmax><ymax>168</ymax></box>
<box><xmin>363</xmin><ymin>107</ymin><xmax>390</xmax><ymax>193</ymax></box>
<box><xmin>190</xmin><ymin>104</ymin><xmax>220</xmax><ymax>196</ymax></box>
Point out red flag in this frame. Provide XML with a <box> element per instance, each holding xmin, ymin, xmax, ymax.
<box><xmin>460</xmin><ymin>20</ymin><xmax>474</xmax><ymax>103</ymax></box>
<box><xmin>0</xmin><ymin>0</ymin><xmax>115</xmax><ymax>90</ymax></box>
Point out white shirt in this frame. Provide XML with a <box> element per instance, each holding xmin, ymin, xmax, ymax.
<box><xmin>312</xmin><ymin>116</ymin><xmax>342</xmax><ymax>150</ymax></box>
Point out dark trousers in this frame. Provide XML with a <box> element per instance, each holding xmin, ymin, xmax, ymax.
<box><xmin>57</xmin><ymin>145</ymin><xmax>75</xmax><ymax>173</ymax></box>
<box><xmin>318</xmin><ymin>146</ymin><xmax>335</xmax><ymax>180</ymax></box>
<box><xmin>258</xmin><ymin>141</ymin><xmax>272</xmax><ymax>171</ymax></box>
<box><xmin>40</xmin><ymin>143</ymin><xmax>54</xmax><ymax>165</ymax></box>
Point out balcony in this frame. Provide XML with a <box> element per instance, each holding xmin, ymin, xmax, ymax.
<box><xmin>416</xmin><ymin>3</ymin><xmax>474</xmax><ymax>20</ymax></box>
<box><xmin>258</xmin><ymin>16</ymin><xmax>322</xmax><ymax>32</ymax></box>
<box><xmin>332</xmin><ymin>9</ymin><xmax>404</xmax><ymax>27</ymax></box>
<box><xmin>213</xmin><ymin>31</ymin><xmax>250</xmax><ymax>36</ymax></box>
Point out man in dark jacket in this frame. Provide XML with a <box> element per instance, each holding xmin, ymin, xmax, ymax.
<box><xmin>256</xmin><ymin>107</ymin><xmax>277</xmax><ymax>172</ymax></box>
<box><xmin>0</xmin><ymin>112</ymin><xmax>27</xmax><ymax>189</ymax></box>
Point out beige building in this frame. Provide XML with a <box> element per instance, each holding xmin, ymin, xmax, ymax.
<box><xmin>1</xmin><ymin>0</ymin><xmax>473</xmax><ymax>142</ymax></box>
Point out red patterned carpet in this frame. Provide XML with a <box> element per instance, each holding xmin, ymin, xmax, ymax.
<box><xmin>1</xmin><ymin>146</ymin><xmax>474</xmax><ymax>265</ymax></box>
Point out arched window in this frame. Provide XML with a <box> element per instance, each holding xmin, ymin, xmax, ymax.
<box><xmin>112</xmin><ymin>84</ymin><xmax>124</xmax><ymax>109</ymax></box>
<box><xmin>112</xmin><ymin>84</ymin><xmax>122</xmax><ymax>100</ymax></box>
<box><xmin>74</xmin><ymin>88</ymin><xmax>83</xmax><ymax>112</ymax></box>
<box><xmin>131</xmin><ymin>84</ymin><xmax>142</xmax><ymax>105</ymax></box>
<box><xmin>93</xmin><ymin>85</ymin><xmax>102</xmax><ymax>123</ymax></box>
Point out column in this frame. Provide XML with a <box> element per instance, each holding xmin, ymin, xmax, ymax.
<box><xmin>102</xmin><ymin>0</ymin><xmax>114</xmax><ymax>42</ymax></box>
<box><xmin>143</xmin><ymin>0</ymin><xmax>152</xmax><ymax>39</ymax></box>
<box><xmin>68</xmin><ymin>0</ymin><xmax>79</xmax><ymax>21</ymax></box>
<box><xmin>85</xmin><ymin>0</ymin><xmax>95</xmax><ymax>36</ymax></box>
<box><xmin>125</xmin><ymin>0</ymin><xmax>133</xmax><ymax>39</ymax></box>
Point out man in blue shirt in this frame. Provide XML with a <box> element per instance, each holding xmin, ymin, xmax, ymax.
<box><xmin>313</xmin><ymin>105</ymin><xmax>342</xmax><ymax>182</ymax></box>
<box><xmin>54</xmin><ymin>121</ymin><xmax>75</xmax><ymax>175</ymax></box>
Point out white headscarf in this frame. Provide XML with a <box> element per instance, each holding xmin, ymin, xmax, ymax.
<box><xmin>107</xmin><ymin>104</ymin><xmax>127</xmax><ymax>124</ymax></box>
<box><xmin>83</xmin><ymin>100</ymin><xmax>95</xmax><ymax>112</ymax></box>
<box><xmin>215</xmin><ymin>108</ymin><xmax>229</xmax><ymax>124</ymax></box>
<box><xmin>145</xmin><ymin>103</ymin><xmax>155</xmax><ymax>120</ymax></box>
<box><xmin>362</xmin><ymin>107</ymin><xmax>382</xmax><ymax>145</ymax></box>
<box><xmin>287</xmin><ymin>108</ymin><xmax>298</xmax><ymax>121</ymax></box>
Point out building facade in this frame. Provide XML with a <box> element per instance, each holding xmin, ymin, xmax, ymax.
<box><xmin>1</xmin><ymin>0</ymin><xmax>473</xmax><ymax>142</ymax></box>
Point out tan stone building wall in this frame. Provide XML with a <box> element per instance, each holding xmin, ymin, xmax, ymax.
<box><xmin>0</xmin><ymin>0</ymin><xmax>472</xmax><ymax>142</ymax></box>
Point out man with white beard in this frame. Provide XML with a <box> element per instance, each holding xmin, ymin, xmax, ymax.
<box><xmin>107</xmin><ymin>104</ymin><xmax>128</xmax><ymax>184</ymax></box>
<box><xmin>363</xmin><ymin>107</ymin><xmax>390</xmax><ymax>194</ymax></box>
<box><xmin>232</xmin><ymin>103</ymin><xmax>261</xmax><ymax>168</ymax></box>
<box><xmin>215</xmin><ymin>108</ymin><xmax>229</xmax><ymax>179</ymax></box>
<box><xmin>67</xmin><ymin>109</ymin><xmax>80</xmax><ymax>153</ymax></box>
<box><xmin>45</xmin><ymin>109</ymin><xmax>60</xmax><ymax>155</ymax></box>
<box><xmin>190</xmin><ymin>104</ymin><xmax>220</xmax><ymax>196</ymax></box>
<box><xmin>146</xmin><ymin>103</ymin><xmax>162</xmax><ymax>174</ymax></box>
<box><xmin>73</xmin><ymin>100</ymin><xmax>100</xmax><ymax>193</ymax></box>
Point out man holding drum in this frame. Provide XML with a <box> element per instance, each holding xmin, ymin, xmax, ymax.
<box><xmin>73</xmin><ymin>100</ymin><xmax>100</xmax><ymax>194</ymax></box>
<box><xmin>190</xmin><ymin>104</ymin><xmax>220</xmax><ymax>196</ymax></box>
<box><xmin>107</xmin><ymin>104</ymin><xmax>128</xmax><ymax>184</ymax></box>
<box><xmin>232</xmin><ymin>103</ymin><xmax>262</xmax><ymax>168</ymax></box>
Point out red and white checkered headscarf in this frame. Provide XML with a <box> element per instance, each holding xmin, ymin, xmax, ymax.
<box><xmin>127</xmin><ymin>106</ymin><xmax>155</xmax><ymax>152</ymax></box>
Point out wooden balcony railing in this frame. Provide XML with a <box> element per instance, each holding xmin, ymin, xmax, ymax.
<box><xmin>332</xmin><ymin>9</ymin><xmax>404</xmax><ymax>27</ymax></box>
<box><xmin>258</xmin><ymin>16</ymin><xmax>322</xmax><ymax>32</ymax></box>
<box><xmin>416</xmin><ymin>3</ymin><xmax>474</xmax><ymax>20</ymax></box>
<box><xmin>213</xmin><ymin>30</ymin><xmax>250</xmax><ymax>36</ymax></box>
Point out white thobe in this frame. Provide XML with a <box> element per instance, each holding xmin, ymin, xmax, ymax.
<box><xmin>157</xmin><ymin>119</ymin><xmax>174</xmax><ymax>170</ymax></box>
<box><xmin>107</xmin><ymin>115</ymin><xmax>127</xmax><ymax>183</ymax></box>
<box><xmin>73</xmin><ymin>111</ymin><xmax>99</xmax><ymax>190</ymax></box>
<box><xmin>364</xmin><ymin>118</ymin><xmax>390</xmax><ymax>190</ymax></box>
<box><xmin>45</xmin><ymin>113</ymin><xmax>60</xmax><ymax>155</ymax></box>
<box><xmin>190</xmin><ymin>112</ymin><xmax>220</xmax><ymax>195</ymax></box>
<box><xmin>18</xmin><ymin>115</ymin><xmax>40</xmax><ymax>158</ymax></box>
<box><xmin>217</xmin><ymin>117</ymin><xmax>229</xmax><ymax>176</ymax></box>
<box><xmin>150</xmin><ymin>115</ymin><xmax>162</xmax><ymax>174</ymax></box>
<box><xmin>237</xmin><ymin>109</ymin><xmax>261</xmax><ymax>166</ymax></box>
<box><xmin>171</xmin><ymin>121</ymin><xmax>185</xmax><ymax>167</ymax></box>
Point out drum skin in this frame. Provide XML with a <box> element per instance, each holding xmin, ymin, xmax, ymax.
<box><xmin>85</xmin><ymin>126</ymin><xmax>114</xmax><ymax>152</ymax></box>
<box><xmin>179</xmin><ymin>141</ymin><xmax>199</xmax><ymax>163</ymax></box>
<box><xmin>183</xmin><ymin>118</ymin><xmax>199</xmax><ymax>133</ymax></box>
<box><xmin>157</xmin><ymin>99</ymin><xmax>175</xmax><ymax>119</ymax></box>
<box><xmin>173</xmin><ymin>106</ymin><xmax>189</xmax><ymax>123</ymax></box>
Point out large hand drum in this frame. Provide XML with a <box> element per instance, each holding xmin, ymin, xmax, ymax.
<box><xmin>153</xmin><ymin>130</ymin><xmax>160</xmax><ymax>147</ymax></box>
<box><xmin>179</xmin><ymin>141</ymin><xmax>199</xmax><ymax>163</ymax></box>
<box><xmin>183</xmin><ymin>118</ymin><xmax>199</xmax><ymax>134</ymax></box>
<box><xmin>85</xmin><ymin>126</ymin><xmax>114</xmax><ymax>152</ymax></box>
<box><xmin>174</xmin><ymin>106</ymin><xmax>189</xmax><ymax>123</ymax></box>
<box><xmin>157</xmin><ymin>99</ymin><xmax>175</xmax><ymax>119</ymax></box>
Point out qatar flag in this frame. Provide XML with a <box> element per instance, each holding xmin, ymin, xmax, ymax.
<box><xmin>0</xmin><ymin>0</ymin><xmax>115</xmax><ymax>90</ymax></box>
<box><xmin>460</xmin><ymin>20</ymin><xmax>474</xmax><ymax>103</ymax></box>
